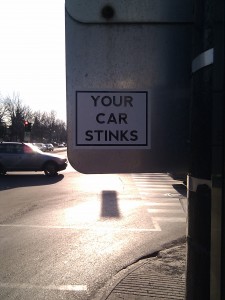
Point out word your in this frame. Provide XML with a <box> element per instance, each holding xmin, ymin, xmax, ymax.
<box><xmin>91</xmin><ymin>95</ymin><xmax>133</xmax><ymax>107</ymax></box>
<box><xmin>84</xmin><ymin>94</ymin><xmax>138</xmax><ymax>143</ymax></box>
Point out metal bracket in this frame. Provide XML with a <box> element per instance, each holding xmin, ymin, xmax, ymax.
<box><xmin>187</xmin><ymin>175</ymin><xmax>212</xmax><ymax>192</ymax></box>
<box><xmin>192</xmin><ymin>48</ymin><xmax>214</xmax><ymax>73</ymax></box>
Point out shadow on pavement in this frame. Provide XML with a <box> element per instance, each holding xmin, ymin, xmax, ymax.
<box><xmin>0</xmin><ymin>174</ymin><xmax>64</xmax><ymax>191</ymax></box>
<box><xmin>101</xmin><ymin>190</ymin><xmax>121</xmax><ymax>218</ymax></box>
<box><xmin>172</xmin><ymin>183</ymin><xmax>187</xmax><ymax>197</ymax></box>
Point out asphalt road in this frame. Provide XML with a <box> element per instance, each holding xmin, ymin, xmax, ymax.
<box><xmin>0</xmin><ymin>151</ymin><xmax>187</xmax><ymax>300</ymax></box>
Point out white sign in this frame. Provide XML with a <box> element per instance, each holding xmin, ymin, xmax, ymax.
<box><xmin>75</xmin><ymin>91</ymin><xmax>150</xmax><ymax>149</ymax></box>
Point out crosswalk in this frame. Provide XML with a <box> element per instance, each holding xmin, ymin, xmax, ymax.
<box><xmin>60</xmin><ymin>170</ymin><xmax>187</xmax><ymax>232</ymax></box>
<box><xmin>131</xmin><ymin>173</ymin><xmax>187</xmax><ymax>230</ymax></box>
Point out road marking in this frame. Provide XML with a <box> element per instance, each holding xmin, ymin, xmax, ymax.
<box><xmin>0</xmin><ymin>282</ymin><xmax>87</xmax><ymax>291</ymax></box>
<box><xmin>139</xmin><ymin>188</ymin><xmax>178</xmax><ymax>192</ymax></box>
<box><xmin>144</xmin><ymin>202</ymin><xmax>181</xmax><ymax>206</ymax></box>
<box><xmin>89</xmin><ymin>227</ymin><xmax>161</xmax><ymax>232</ymax></box>
<box><xmin>140</xmin><ymin>191</ymin><xmax>179</xmax><ymax>197</ymax></box>
<box><xmin>164</xmin><ymin>193</ymin><xmax>184</xmax><ymax>197</ymax></box>
<box><xmin>151</xmin><ymin>218</ymin><xmax>161</xmax><ymax>231</ymax></box>
<box><xmin>153</xmin><ymin>217</ymin><xmax>186</xmax><ymax>222</ymax></box>
<box><xmin>147</xmin><ymin>209</ymin><xmax>183</xmax><ymax>213</ymax></box>
<box><xmin>135</xmin><ymin>183</ymin><xmax>176</xmax><ymax>186</ymax></box>
<box><xmin>0</xmin><ymin>224</ymin><xmax>161</xmax><ymax>232</ymax></box>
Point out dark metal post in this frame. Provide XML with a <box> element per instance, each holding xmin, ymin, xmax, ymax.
<box><xmin>186</xmin><ymin>0</ymin><xmax>225</xmax><ymax>298</ymax></box>
<box><xmin>186</xmin><ymin>0</ymin><xmax>213</xmax><ymax>298</ymax></box>
<box><xmin>210</xmin><ymin>0</ymin><xmax>225</xmax><ymax>298</ymax></box>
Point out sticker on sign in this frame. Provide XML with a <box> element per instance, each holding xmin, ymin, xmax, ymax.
<box><xmin>75</xmin><ymin>91</ymin><xmax>150</xmax><ymax>149</ymax></box>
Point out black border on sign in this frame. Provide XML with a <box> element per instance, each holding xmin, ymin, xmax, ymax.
<box><xmin>75</xmin><ymin>91</ymin><xmax>148</xmax><ymax>147</ymax></box>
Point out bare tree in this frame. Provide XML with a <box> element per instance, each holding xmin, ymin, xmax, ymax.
<box><xmin>0</xmin><ymin>93</ymin><xmax>67</xmax><ymax>143</ymax></box>
<box><xmin>0</xmin><ymin>96</ymin><xmax>7</xmax><ymax>122</ymax></box>
<box><xmin>4</xmin><ymin>94</ymin><xmax>33</xmax><ymax>141</ymax></box>
<box><xmin>0</xmin><ymin>96</ymin><xmax>8</xmax><ymax>140</ymax></box>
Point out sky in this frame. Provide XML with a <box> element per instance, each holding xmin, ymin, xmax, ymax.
<box><xmin>0</xmin><ymin>0</ymin><xmax>66</xmax><ymax>122</ymax></box>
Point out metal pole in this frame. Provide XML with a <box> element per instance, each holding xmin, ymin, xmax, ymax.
<box><xmin>186</xmin><ymin>0</ymin><xmax>213</xmax><ymax>298</ymax></box>
<box><xmin>210</xmin><ymin>0</ymin><xmax>225</xmax><ymax>298</ymax></box>
<box><xmin>186</xmin><ymin>0</ymin><xmax>225</xmax><ymax>298</ymax></box>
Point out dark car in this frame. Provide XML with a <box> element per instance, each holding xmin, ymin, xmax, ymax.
<box><xmin>0</xmin><ymin>142</ymin><xmax>67</xmax><ymax>176</ymax></box>
<box><xmin>33</xmin><ymin>143</ymin><xmax>47</xmax><ymax>152</ymax></box>
<box><xmin>45</xmin><ymin>144</ymin><xmax>54</xmax><ymax>151</ymax></box>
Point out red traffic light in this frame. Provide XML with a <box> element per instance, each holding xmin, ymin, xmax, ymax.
<box><xmin>24</xmin><ymin>121</ymin><xmax>32</xmax><ymax>132</ymax></box>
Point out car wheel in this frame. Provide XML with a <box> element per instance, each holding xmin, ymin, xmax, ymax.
<box><xmin>0</xmin><ymin>164</ymin><xmax>6</xmax><ymax>175</ymax></box>
<box><xmin>44</xmin><ymin>162</ymin><xmax>58</xmax><ymax>176</ymax></box>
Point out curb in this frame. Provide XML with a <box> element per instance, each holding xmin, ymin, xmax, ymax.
<box><xmin>94</xmin><ymin>237</ymin><xmax>186</xmax><ymax>300</ymax></box>
<box><xmin>95</xmin><ymin>258</ymin><xmax>153</xmax><ymax>300</ymax></box>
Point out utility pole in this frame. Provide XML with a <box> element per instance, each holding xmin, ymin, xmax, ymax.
<box><xmin>186</xmin><ymin>0</ymin><xmax>225</xmax><ymax>298</ymax></box>
<box><xmin>210</xmin><ymin>0</ymin><xmax>225</xmax><ymax>298</ymax></box>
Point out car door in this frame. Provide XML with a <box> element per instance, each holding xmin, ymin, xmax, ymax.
<box><xmin>15</xmin><ymin>144</ymin><xmax>42</xmax><ymax>171</ymax></box>
<box><xmin>0</xmin><ymin>144</ymin><xmax>22</xmax><ymax>170</ymax></box>
<box><xmin>9</xmin><ymin>144</ymin><xmax>28</xmax><ymax>170</ymax></box>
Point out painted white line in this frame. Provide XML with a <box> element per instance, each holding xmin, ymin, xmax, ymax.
<box><xmin>133</xmin><ymin>180</ymin><xmax>174</xmax><ymax>182</ymax></box>
<box><xmin>144</xmin><ymin>202</ymin><xmax>181</xmax><ymax>206</ymax></box>
<box><xmin>136</xmin><ymin>183</ymin><xmax>176</xmax><ymax>186</ymax></box>
<box><xmin>147</xmin><ymin>209</ymin><xmax>183</xmax><ymax>213</ymax></box>
<box><xmin>103</xmin><ymin>227</ymin><xmax>161</xmax><ymax>232</ymax></box>
<box><xmin>0</xmin><ymin>224</ymin><xmax>161</xmax><ymax>232</ymax></box>
<box><xmin>153</xmin><ymin>217</ymin><xmax>186</xmax><ymax>222</ymax></box>
<box><xmin>151</xmin><ymin>218</ymin><xmax>161</xmax><ymax>231</ymax></box>
<box><xmin>0</xmin><ymin>282</ymin><xmax>87</xmax><ymax>291</ymax></box>
<box><xmin>141</xmin><ymin>197</ymin><xmax>180</xmax><ymax>202</ymax></box>
<box><xmin>138</xmin><ymin>188</ymin><xmax>177</xmax><ymax>192</ymax></box>
<box><xmin>132</xmin><ymin>173</ymin><xmax>166</xmax><ymax>175</ymax></box>
<box><xmin>132</xmin><ymin>176</ymin><xmax>176</xmax><ymax>179</ymax></box>
<box><xmin>132</xmin><ymin>175</ymin><xmax>173</xmax><ymax>177</ymax></box>
<box><xmin>0</xmin><ymin>224</ymin><xmax>89</xmax><ymax>229</ymax></box>
<box><xmin>139</xmin><ymin>189</ymin><xmax>159</xmax><ymax>196</ymax></box>
<box><xmin>164</xmin><ymin>193</ymin><xmax>183</xmax><ymax>197</ymax></box>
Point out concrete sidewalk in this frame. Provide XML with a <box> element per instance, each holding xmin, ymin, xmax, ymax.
<box><xmin>97</xmin><ymin>190</ymin><xmax>187</xmax><ymax>300</ymax></box>
<box><xmin>101</xmin><ymin>238</ymin><xmax>186</xmax><ymax>300</ymax></box>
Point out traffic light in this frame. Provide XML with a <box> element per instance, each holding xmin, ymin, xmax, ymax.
<box><xmin>24</xmin><ymin>120</ymin><xmax>28</xmax><ymax>132</ymax></box>
<box><xmin>24</xmin><ymin>121</ymin><xmax>32</xmax><ymax>132</ymax></box>
<box><xmin>27</xmin><ymin>122</ymin><xmax>32</xmax><ymax>132</ymax></box>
